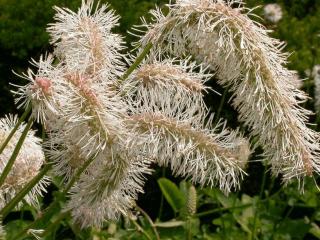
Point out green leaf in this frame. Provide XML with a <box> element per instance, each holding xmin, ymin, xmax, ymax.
<box><xmin>158</xmin><ymin>178</ymin><xmax>185</xmax><ymax>213</ymax></box>
<box><xmin>4</xmin><ymin>220</ymin><xmax>29</xmax><ymax>235</ymax></box>
<box><xmin>309</xmin><ymin>223</ymin><xmax>320</xmax><ymax>239</ymax></box>
<box><xmin>276</xmin><ymin>219</ymin><xmax>311</xmax><ymax>239</ymax></box>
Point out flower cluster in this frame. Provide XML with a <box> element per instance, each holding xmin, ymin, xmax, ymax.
<box><xmin>138</xmin><ymin>0</ymin><xmax>320</xmax><ymax>184</ymax></box>
<box><xmin>12</xmin><ymin>0</ymin><xmax>319</xmax><ymax>229</ymax></box>
<box><xmin>0</xmin><ymin>115</ymin><xmax>48</xmax><ymax>209</ymax></box>
<box><xmin>11</xmin><ymin>0</ymin><xmax>253</xmax><ymax>227</ymax></box>
<box><xmin>13</xmin><ymin>0</ymin><xmax>251</xmax><ymax>227</ymax></box>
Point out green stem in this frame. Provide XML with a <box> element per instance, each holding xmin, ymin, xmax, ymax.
<box><xmin>214</xmin><ymin>87</ymin><xmax>228</xmax><ymax>125</ymax></box>
<box><xmin>0</xmin><ymin>164</ymin><xmax>52</xmax><ymax>218</ymax></box>
<box><xmin>157</xmin><ymin>167</ymin><xmax>166</xmax><ymax>220</ymax></box>
<box><xmin>0</xmin><ymin>105</ymin><xmax>32</xmax><ymax>155</ymax></box>
<box><xmin>39</xmin><ymin>211</ymin><xmax>70</xmax><ymax>238</ymax></box>
<box><xmin>136</xmin><ymin>205</ymin><xmax>160</xmax><ymax>240</ymax></box>
<box><xmin>63</xmin><ymin>156</ymin><xmax>95</xmax><ymax>194</ymax></box>
<box><xmin>186</xmin><ymin>217</ymin><xmax>193</xmax><ymax>240</ymax></box>
<box><xmin>11</xmin><ymin>201</ymin><xmax>60</xmax><ymax>240</ymax></box>
<box><xmin>130</xmin><ymin>218</ymin><xmax>153</xmax><ymax>240</ymax></box>
<box><xmin>250</xmin><ymin>168</ymin><xmax>267</xmax><ymax>240</ymax></box>
<box><xmin>0</xmin><ymin>117</ymin><xmax>33</xmax><ymax>188</ymax></box>
<box><xmin>195</xmin><ymin>203</ymin><xmax>252</xmax><ymax>218</ymax></box>
<box><xmin>119</xmin><ymin>42</ymin><xmax>153</xmax><ymax>83</ymax></box>
<box><xmin>11</xmin><ymin>157</ymin><xmax>95</xmax><ymax>240</ymax></box>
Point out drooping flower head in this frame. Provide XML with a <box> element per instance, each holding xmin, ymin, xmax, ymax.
<box><xmin>125</xmin><ymin>58</ymin><xmax>251</xmax><ymax>193</ymax></box>
<box><xmin>137</xmin><ymin>0</ymin><xmax>320</xmax><ymax>184</ymax></box>
<box><xmin>66</xmin><ymin>148</ymin><xmax>152</xmax><ymax>227</ymax></box>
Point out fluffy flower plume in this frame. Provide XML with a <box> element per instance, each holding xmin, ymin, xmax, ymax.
<box><xmin>126</xmin><ymin>59</ymin><xmax>250</xmax><ymax>193</ymax></box>
<box><xmin>138</xmin><ymin>0</ymin><xmax>320</xmax><ymax>182</ymax></box>
<box><xmin>126</xmin><ymin>59</ymin><xmax>211</xmax><ymax>120</ymax></box>
<box><xmin>47</xmin><ymin>0</ymin><xmax>125</xmax><ymax>77</ymax></box>
<box><xmin>13</xmin><ymin>0</ymin><xmax>148</xmax><ymax>227</ymax></box>
<box><xmin>0</xmin><ymin>115</ymin><xmax>49</xmax><ymax>209</ymax></box>
<box><xmin>12</xmin><ymin>0</ymin><xmax>252</xmax><ymax>228</ymax></box>
<box><xmin>263</xmin><ymin>3</ymin><xmax>283</xmax><ymax>23</ymax></box>
<box><xmin>126</xmin><ymin>113</ymin><xmax>249</xmax><ymax>193</ymax></box>
<box><xmin>12</xmin><ymin>55</ymin><xmax>63</xmax><ymax>124</ymax></box>
<box><xmin>66</xmin><ymin>150</ymin><xmax>151</xmax><ymax>227</ymax></box>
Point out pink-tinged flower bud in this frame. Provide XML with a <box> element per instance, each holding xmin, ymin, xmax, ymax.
<box><xmin>34</xmin><ymin>77</ymin><xmax>52</xmax><ymax>95</ymax></box>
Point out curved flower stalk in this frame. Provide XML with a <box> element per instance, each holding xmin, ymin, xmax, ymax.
<box><xmin>125</xmin><ymin>59</ymin><xmax>250</xmax><ymax>193</ymax></box>
<box><xmin>47</xmin><ymin>0</ymin><xmax>125</xmax><ymax>78</ymax></box>
<box><xmin>126</xmin><ymin>112</ymin><xmax>249</xmax><ymax>194</ymax></box>
<box><xmin>66</xmin><ymin>147</ymin><xmax>151</xmax><ymax>227</ymax></box>
<box><xmin>138</xmin><ymin>0</ymin><xmax>320</xmax><ymax>182</ymax></box>
<box><xmin>125</xmin><ymin>58</ymin><xmax>211</xmax><ymax>122</ymax></box>
<box><xmin>0</xmin><ymin>115</ymin><xmax>49</xmax><ymax>209</ymax></box>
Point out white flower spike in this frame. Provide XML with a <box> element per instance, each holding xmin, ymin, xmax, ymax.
<box><xmin>0</xmin><ymin>115</ymin><xmax>49</xmax><ymax>209</ymax></box>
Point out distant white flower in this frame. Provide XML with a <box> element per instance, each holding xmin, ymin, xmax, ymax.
<box><xmin>0</xmin><ymin>115</ymin><xmax>49</xmax><ymax>209</ymax></box>
<box><xmin>313</xmin><ymin>65</ymin><xmax>320</xmax><ymax>113</ymax></box>
<box><xmin>263</xmin><ymin>3</ymin><xmax>283</xmax><ymax>23</ymax></box>
<box><xmin>291</xmin><ymin>70</ymin><xmax>303</xmax><ymax>89</ymax></box>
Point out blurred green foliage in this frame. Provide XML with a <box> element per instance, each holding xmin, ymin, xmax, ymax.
<box><xmin>1</xmin><ymin>0</ymin><xmax>320</xmax><ymax>239</ymax></box>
